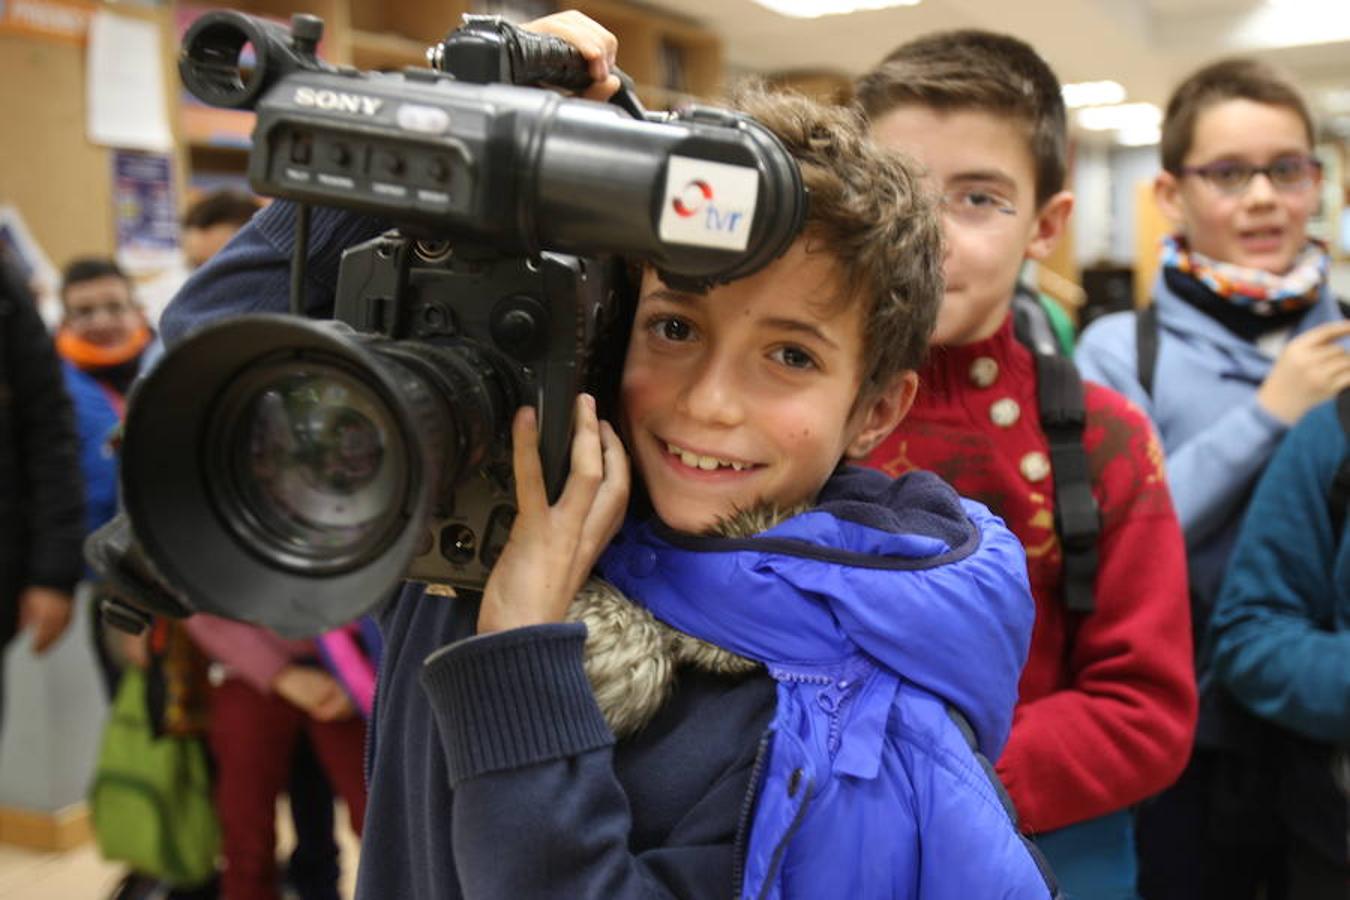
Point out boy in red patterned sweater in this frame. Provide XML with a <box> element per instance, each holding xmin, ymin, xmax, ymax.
<box><xmin>856</xmin><ymin>31</ymin><xmax>1197</xmax><ymax>897</ymax></box>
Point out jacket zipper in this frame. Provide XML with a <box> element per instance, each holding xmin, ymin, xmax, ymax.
<box><xmin>754</xmin><ymin>773</ymin><xmax>816</xmax><ymax>900</ymax></box>
<box><xmin>732</xmin><ymin>730</ymin><xmax>774</xmax><ymax>897</ymax></box>
<box><xmin>735</xmin><ymin>669</ymin><xmax>835</xmax><ymax>899</ymax></box>
<box><xmin>769</xmin><ymin>667</ymin><xmax>859</xmax><ymax>755</ymax></box>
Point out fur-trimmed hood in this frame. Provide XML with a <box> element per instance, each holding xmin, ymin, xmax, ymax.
<box><xmin>596</xmin><ymin>465</ymin><xmax>1034</xmax><ymax>761</ymax></box>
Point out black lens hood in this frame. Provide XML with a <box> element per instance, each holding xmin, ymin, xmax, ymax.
<box><xmin>123</xmin><ymin>314</ymin><xmax>435</xmax><ymax>637</ymax></box>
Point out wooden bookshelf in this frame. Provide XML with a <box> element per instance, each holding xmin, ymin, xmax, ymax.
<box><xmin>349</xmin><ymin>28</ymin><xmax>434</xmax><ymax>72</ymax></box>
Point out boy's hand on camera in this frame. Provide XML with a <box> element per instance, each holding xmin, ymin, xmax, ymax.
<box><xmin>477</xmin><ymin>394</ymin><xmax>629</xmax><ymax>634</ymax></box>
<box><xmin>1256</xmin><ymin>319</ymin><xmax>1350</xmax><ymax>424</ymax></box>
<box><xmin>521</xmin><ymin>10</ymin><xmax>620</xmax><ymax>101</ymax></box>
<box><xmin>274</xmin><ymin>666</ymin><xmax>355</xmax><ymax>721</ymax></box>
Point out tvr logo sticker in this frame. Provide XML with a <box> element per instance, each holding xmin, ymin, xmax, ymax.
<box><xmin>671</xmin><ymin>180</ymin><xmax>712</xmax><ymax>217</ymax></box>
<box><xmin>660</xmin><ymin>159</ymin><xmax>759</xmax><ymax>251</ymax></box>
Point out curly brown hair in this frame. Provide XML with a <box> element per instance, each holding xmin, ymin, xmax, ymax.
<box><xmin>729</xmin><ymin>84</ymin><xmax>943</xmax><ymax>398</ymax></box>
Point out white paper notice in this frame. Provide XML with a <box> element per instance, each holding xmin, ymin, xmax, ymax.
<box><xmin>86</xmin><ymin>10</ymin><xmax>173</xmax><ymax>152</ymax></box>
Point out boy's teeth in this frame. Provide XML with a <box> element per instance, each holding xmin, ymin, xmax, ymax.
<box><xmin>667</xmin><ymin>442</ymin><xmax>747</xmax><ymax>471</ymax></box>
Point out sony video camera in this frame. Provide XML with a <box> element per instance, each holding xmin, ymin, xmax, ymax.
<box><xmin>93</xmin><ymin>10</ymin><xmax>806</xmax><ymax>636</ymax></box>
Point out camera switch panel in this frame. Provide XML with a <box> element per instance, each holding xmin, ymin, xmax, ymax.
<box><xmin>261</xmin><ymin>119</ymin><xmax>474</xmax><ymax>225</ymax></box>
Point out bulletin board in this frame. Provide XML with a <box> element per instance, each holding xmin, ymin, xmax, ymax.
<box><xmin>0</xmin><ymin>3</ymin><xmax>185</xmax><ymax>292</ymax></box>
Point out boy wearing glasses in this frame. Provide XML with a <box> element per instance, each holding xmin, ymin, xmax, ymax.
<box><xmin>1075</xmin><ymin>58</ymin><xmax>1350</xmax><ymax>900</ymax></box>
<box><xmin>857</xmin><ymin>31</ymin><xmax>1197</xmax><ymax>899</ymax></box>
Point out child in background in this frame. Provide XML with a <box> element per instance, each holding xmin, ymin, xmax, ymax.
<box><xmin>55</xmin><ymin>258</ymin><xmax>153</xmax><ymax>696</ymax></box>
<box><xmin>156</xmin><ymin>13</ymin><xmax>1057</xmax><ymax>898</ymax></box>
<box><xmin>1075</xmin><ymin>58</ymin><xmax>1350</xmax><ymax>899</ymax></box>
<box><xmin>857</xmin><ymin>30</ymin><xmax>1197</xmax><ymax>899</ymax></box>
<box><xmin>1210</xmin><ymin>395</ymin><xmax>1350</xmax><ymax>898</ymax></box>
<box><xmin>184</xmin><ymin>615</ymin><xmax>367</xmax><ymax>900</ymax></box>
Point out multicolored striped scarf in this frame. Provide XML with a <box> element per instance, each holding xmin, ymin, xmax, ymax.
<box><xmin>1162</xmin><ymin>234</ymin><xmax>1329</xmax><ymax>316</ymax></box>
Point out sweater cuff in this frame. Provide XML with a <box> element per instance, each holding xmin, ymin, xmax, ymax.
<box><xmin>1246</xmin><ymin>398</ymin><xmax>1289</xmax><ymax>439</ymax></box>
<box><xmin>420</xmin><ymin>623</ymin><xmax>613</xmax><ymax>787</ymax></box>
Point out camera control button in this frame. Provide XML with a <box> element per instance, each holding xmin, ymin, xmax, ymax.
<box><xmin>328</xmin><ymin>143</ymin><xmax>352</xmax><ymax>167</ymax></box>
<box><xmin>427</xmin><ymin>158</ymin><xmax>451</xmax><ymax>182</ymax></box>
<box><xmin>289</xmin><ymin>136</ymin><xmax>313</xmax><ymax>165</ymax></box>
<box><xmin>482</xmin><ymin>506</ymin><xmax>516</xmax><ymax>568</ymax></box>
<box><xmin>397</xmin><ymin>103</ymin><xmax>451</xmax><ymax>134</ymax></box>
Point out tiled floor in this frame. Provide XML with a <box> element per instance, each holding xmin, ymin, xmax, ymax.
<box><xmin>0</xmin><ymin>839</ymin><xmax>123</xmax><ymax>899</ymax></box>
<box><xmin>0</xmin><ymin>800</ymin><xmax>359</xmax><ymax>900</ymax></box>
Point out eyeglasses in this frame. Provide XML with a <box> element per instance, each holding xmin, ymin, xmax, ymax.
<box><xmin>939</xmin><ymin>188</ymin><xmax>1017</xmax><ymax>227</ymax></box>
<box><xmin>1178</xmin><ymin>155</ymin><xmax>1322</xmax><ymax>196</ymax></box>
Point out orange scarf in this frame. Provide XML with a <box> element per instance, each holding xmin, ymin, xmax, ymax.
<box><xmin>55</xmin><ymin>324</ymin><xmax>151</xmax><ymax>369</ymax></box>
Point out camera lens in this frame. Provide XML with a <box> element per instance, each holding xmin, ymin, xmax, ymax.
<box><xmin>120</xmin><ymin>314</ymin><xmax>520</xmax><ymax>635</ymax></box>
<box><xmin>122</xmin><ymin>317</ymin><xmax>455</xmax><ymax>634</ymax></box>
<box><xmin>221</xmin><ymin>366</ymin><xmax>406</xmax><ymax>569</ymax></box>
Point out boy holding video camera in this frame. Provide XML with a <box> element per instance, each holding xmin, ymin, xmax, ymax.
<box><xmin>155</xmin><ymin>13</ymin><xmax>1056</xmax><ymax>899</ymax></box>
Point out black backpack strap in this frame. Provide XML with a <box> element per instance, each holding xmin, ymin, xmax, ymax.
<box><xmin>1136</xmin><ymin>303</ymin><xmax>1159</xmax><ymax>399</ymax></box>
<box><xmin>1330</xmin><ymin>389</ymin><xmax>1350</xmax><ymax>544</ymax></box>
<box><xmin>1012</xmin><ymin>297</ymin><xmax>1101</xmax><ymax>615</ymax></box>
<box><xmin>1011</xmin><ymin>288</ymin><xmax>1062</xmax><ymax>358</ymax></box>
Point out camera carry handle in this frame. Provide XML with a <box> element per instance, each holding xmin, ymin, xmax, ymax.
<box><xmin>432</xmin><ymin>15</ymin><xmax>647</xmax><ymax>121</ymax></box>
<box><xmin>282</xmin><ymin>13</ymin><xmax>646</xmax><ymax>321</ymax></box>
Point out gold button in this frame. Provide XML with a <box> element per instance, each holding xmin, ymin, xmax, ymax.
<box><xmin>969</xmin><ymin>356</ymin><xmax>999</xmax><ymax>388</ymax></box>
<box><xmin>990</xmin><ymin>398</ymin><xmax>1021</xmax><ymax>428</ymax></box>
<box><xmin>1020</xmin><ymin>451</ymin><xmax>1051</xmax><ymax>483</ymax></box>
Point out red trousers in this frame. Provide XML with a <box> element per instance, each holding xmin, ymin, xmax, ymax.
<box><xmin>208</xmin><ymin>676</ymin><xmax>367</xmax><ymax>900</ymax></box>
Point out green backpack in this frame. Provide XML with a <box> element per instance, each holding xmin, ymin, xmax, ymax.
<box><xmin>89</xmin><ymin>667</ymin><xmax>219</xmax><ymax>887</ymax></box>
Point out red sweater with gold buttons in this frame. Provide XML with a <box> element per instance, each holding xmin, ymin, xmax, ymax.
<box><xmin>864</xmin><ymin>314</ymin><xmax>1197</xmax><ymax>834</ymax></box>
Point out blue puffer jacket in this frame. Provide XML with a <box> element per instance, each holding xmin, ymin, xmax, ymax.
<box><xmin>600</xmin><ymin>467</ymin><xmax>1055</xmax><ymax>900</ymax></box>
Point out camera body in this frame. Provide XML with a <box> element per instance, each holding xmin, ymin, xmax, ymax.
<box><xmin>330</xmin><ymin>236</ymin><xmax>611</xmax><ymax>590</ymax></box>
<box><xmin>93</xmin><ymin>10</ymin><xmax>806</xmax><ymax>636</ymax></box>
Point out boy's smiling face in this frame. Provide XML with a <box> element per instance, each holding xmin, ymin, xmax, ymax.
<box><xmin>1156</xmin><ymin>98</ymin><xmax>1319</xmax><ymax>274</ymax></box>
<box><xmin>870</xmin><ymin>106</ymin><xmax>1071</xmax><ymax>347</ymax></box>
<box><xmin>620</xmin><ymin>239</ymin><xmax>913</xmax><ymax>533</ymax></box>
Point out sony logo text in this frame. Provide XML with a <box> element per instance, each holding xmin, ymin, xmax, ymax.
<box><xmin>294</xmin><ymin>87</ymin><xmax>384</xmax><ymax>116</ymax></box>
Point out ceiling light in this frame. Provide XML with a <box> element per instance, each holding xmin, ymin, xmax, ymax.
<box><xmin>1062</xmin><ymin>81</ymin><xmax>1127</xmax><ymax>109</ymax></box>
<box><xmin>1076</xmin><ymin>102</ymin><xmax>1162</xmax><ymax>132</ymax></box>
<box><xmin>1116</xmin><ymin>125</ymin><xmax>1160</xmax><ymax>147</ymax></box>
<box><xmin>748</xmin><ymin>0</ymin><xmax>921</xmax><ymax>18</ymax></box>
<box><xmin>1319</xmin><ymin>89</ymin><xmax>1350</xmax><ymax>113</ymax></box>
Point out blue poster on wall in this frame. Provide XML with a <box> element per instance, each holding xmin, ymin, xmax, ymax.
<box><xmin>112</xmin><ymin>149</ymin><xmax>179</xmax><ymax>271</ymax></box>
